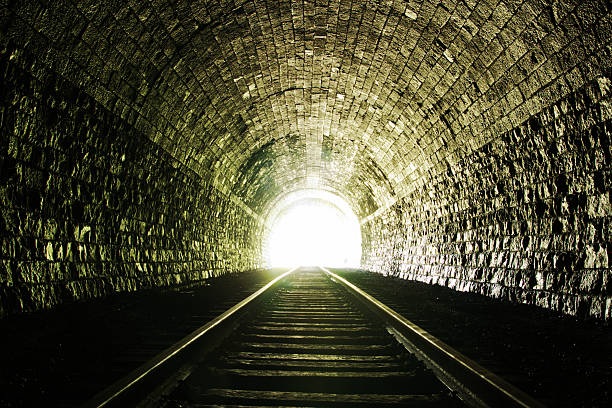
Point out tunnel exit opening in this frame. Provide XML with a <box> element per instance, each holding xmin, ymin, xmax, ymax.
<box><xmin>264</xmin><ymin>194</ymin><xmax>361</xmax><ymax>268</ymax></box>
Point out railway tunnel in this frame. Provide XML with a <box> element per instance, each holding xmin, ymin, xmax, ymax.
<box><xmin>0</xmin><ymin>0</ymin><xmax>611</xmax><ymax>406</ymax></box>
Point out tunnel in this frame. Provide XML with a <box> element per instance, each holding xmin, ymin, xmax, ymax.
<box><xmin>0</xmin><ymin>0</ymin><xmax>611</xmax><ymax>405</ymax></box>
<box><xmin>1</xmin><ymin>0</ymin><xmax>610</xmax><ymax>319</ymax></box>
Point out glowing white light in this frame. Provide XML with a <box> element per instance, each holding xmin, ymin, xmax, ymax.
<box><xmin>265</xmin><ymin>199</ymin><xmax>361</xmax><ymax>268</ymax></box>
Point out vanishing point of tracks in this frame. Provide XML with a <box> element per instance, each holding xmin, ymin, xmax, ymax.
<box><xmin>84</xmin><ymin>267</ymin><xmax>546</xmax><ymax>408</ymax></box>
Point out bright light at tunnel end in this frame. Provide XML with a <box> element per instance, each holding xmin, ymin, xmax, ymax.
<box><xmin>265</xmin><ymin>199</ymin><xmax>362</xmax><ymax>268</ymax></box>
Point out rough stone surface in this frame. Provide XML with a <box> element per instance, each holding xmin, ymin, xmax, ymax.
<box><xmin>362</xmin><ymin>76</ymin><xmax>611</xmax><ymax>319</ymax></box>
<box><xmin>0</xmin><ymin>42</ymin><xmax>262</xmax><ymax>316</ymax></box>
<box><xmin>0</xmin><ymin>0</ymin><xmax>611</xmax><ymax>318</ymax></box>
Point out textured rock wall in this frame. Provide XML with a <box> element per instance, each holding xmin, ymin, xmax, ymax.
<box><xmin>362</xmin><ymin>76</ymin><xmax>611</xmax><ymax>320</ymax></box>
<box><xmin>0</xmin><ymin>42</ymin><xmax>262</xmax><ymax>317</ymax></box>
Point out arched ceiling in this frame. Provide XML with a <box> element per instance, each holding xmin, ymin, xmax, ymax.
<box><xmin>7</xmin><ymin>0</ymin><xmax>610</xmax><ymax>218</ymax></box>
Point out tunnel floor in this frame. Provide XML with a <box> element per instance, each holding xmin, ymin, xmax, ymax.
<box><xmin>1</xmin><ymin>269</ymin><xmax>610</xmax><ymax>407</ymax></box>
<box><xmin>332</xmin><ymin>269</ymin><xmax>612</xmax><ymax>408</ymax></box>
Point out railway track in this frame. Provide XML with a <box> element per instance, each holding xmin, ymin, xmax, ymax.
<box><xmin>84</xmin><ymin>267</ymin><xmax>545</xmax><ymax>408</ymax></box>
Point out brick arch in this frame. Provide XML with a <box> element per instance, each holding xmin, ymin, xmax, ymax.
<box><xmin>0</xmin><ymin>0</ymin><xmax>610</xmax><ymax>318</ymax></box>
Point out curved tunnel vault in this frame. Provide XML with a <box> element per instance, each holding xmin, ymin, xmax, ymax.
<box><xmin>0</xmin><ymin>0</ymin><xmax>610</xmax><ymax>319</ymax></box>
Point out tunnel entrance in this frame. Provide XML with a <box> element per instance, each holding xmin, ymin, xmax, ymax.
<box><xmin>264</xmin><ymin>193</ymin><xmax>361</xmax><ymax>268</ymax></box>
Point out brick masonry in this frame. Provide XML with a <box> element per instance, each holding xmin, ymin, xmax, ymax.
<box><xmin>0</xmin><ymin>1</ymin><xmax>611</xmax><ymax>319</ymax></box>
<box><xmin>0</xmin><ymin>42</ymin><xmax>262</xmax><ymax>316</ymax></box>
<box><xmin>363</xmin><ymin>76</ymin><xmax>611</xmax><ymax>319</ymax></box>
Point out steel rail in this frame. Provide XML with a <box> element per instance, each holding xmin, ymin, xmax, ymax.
<box><xmin>320</xmin><ymin>266</ymin><xmax>546</xmax><ymax>408</ymax></box>
<box><xmin>82</xmin><ymin>267</ymin><xmax>298</xmax><ymax>408</ymax></box>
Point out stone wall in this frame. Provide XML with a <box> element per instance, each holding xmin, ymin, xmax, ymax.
<box><xmin>362</xmin><ymin>76</ymin><xmax>611</xmax><ymax>320</ymax></box>
<box><xmin>0</xmin><ymin>42</ymin><xmax>262</xmax><ymax>317</ymax></box>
